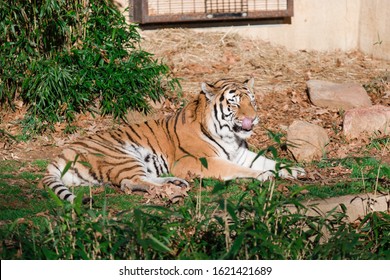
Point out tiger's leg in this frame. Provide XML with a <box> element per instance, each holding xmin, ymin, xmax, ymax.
<box><xmin>171</xmin><ymin>156</ymin><xmax>272</xmax><ymax>181</ymax></box>
<box><xmin>119</xmin><ymin>175</ymin><xmax>189</xmax><ymax>193</ymax></box>
<box><xmin>240</xmin><ymin>150</ymin><xmax>306</xmax><ymax>179</ymax></box>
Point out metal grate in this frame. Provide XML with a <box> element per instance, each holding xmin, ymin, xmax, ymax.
<box><xmin>205</xmin><ymin>0</ymin><xmax>249</xmax><ymax>17</ymax></box>
<box><xmin>131</xmin><ymin>0</ymin><xmax>293</xmax><ymax>27</ymax></box>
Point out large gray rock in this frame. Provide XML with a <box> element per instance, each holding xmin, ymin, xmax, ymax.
<box><xmin>307</xmin><ymin>80</ymin><xmax>372</xmax><ymax>110</ymax></box>
<box><xmin>343</xmin><ymin>105</ymin><xmax>390</xmax><ymax>139</ymax></box>
<box><xmin>287</xmin><ymin>120</ymin><xmax>329</xmax><ymax>162</ymax></box>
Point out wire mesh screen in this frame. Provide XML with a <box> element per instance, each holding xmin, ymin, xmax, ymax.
<box><xmin>147</xmin><ymin>1</ymin><xmax>205</xmax><ymax>15</ymax></box>
<box><xmin>147</xmin><ymin>0</ymin><xmax>288</xmax><ymax>16</ymax></box>
<box><xmin>132</xmin><ymin>0</ymin><xmax>293</xmax><ymax>26</ymax></box>
<box><xmin>205</xmin><ymin>0</ymin><xmax>248</xmax><ymax>15</ymax></box>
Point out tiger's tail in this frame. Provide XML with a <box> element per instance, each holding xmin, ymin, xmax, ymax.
<box><xmin>42</xmin><ymin>167</ymin><xmax>76</xmax><ymax>203</ymax></box>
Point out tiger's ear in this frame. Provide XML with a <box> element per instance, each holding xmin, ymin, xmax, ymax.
<box><xmin>201</xmin><ymin>82</ymin><xmax>216</xmax><ymax>100</ymax></box>
<box><xmin>244</xmin><ymin>77</ymin><xmax>255</xmax><ymax>92</ymax></box>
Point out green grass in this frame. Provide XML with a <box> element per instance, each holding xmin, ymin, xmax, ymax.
<box><xmin>0</xmin><ymin>154</ymin><xmax>389</xmax><ymax>260</ymax></box>
<box><xmin>0</xmin><ymin>160</ymin><xmax>54</xmax><ymax>221</ymax></box>
<box><xmin>286</xmin><ymin>156</ymin><xmax>390</xmax><ymax>199</ymax></box>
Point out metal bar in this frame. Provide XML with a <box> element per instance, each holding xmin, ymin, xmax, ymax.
<box><xmin>287</xmin><ymin>0</ymin><xmax>294</xmax><ymax>17</ymax></box>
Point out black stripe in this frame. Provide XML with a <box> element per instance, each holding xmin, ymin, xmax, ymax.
<box><xmin>57</xmin><ymin>189</ymin><xmax>68</xmax><ymax>196</ymax></box>
<box><xmin>145</xmin><ymin>121</ymin><xmax>164</xmax><ymax>155</ymax></box>
<box><xmin>219</xmin><ymin>103</ymin><xmax>226</xmax><ymax>120</ymax></box>
<box><xmin>122</xmin><ymin>171</ymin><xmax>147</xmax><ymax>181</ymax></box>
<box><xmin>174</xmin><ymin>108</ymin><xmax>181</xmax><ymax>128</ymax></box>
<box><xmin>63</xmin><ymin>193</ymin><xmax>73</xmax><ymax>201</ymax></box>
<box><xmin>160</xmin><ymin>155</ymin><xmax>169</xmax><ymax>173</ymax></box>
<box><xmin>125</xmin><ymin>130</ymin><xmax>141</xmax><ymax>146</ymax></box>
<box><xmin>72</xmin><ymin>167</ymin><xmax>90</xmax><ymax>184</ymax></box>
<box><xmin>50</xmin><ymin>184</ymin><xmax>64</xmax><ymax>191</ymax></box>
<box><xmin>173</xmin><ymin>109</ymin><xmax>193</xmax><ymax>156</ymax></box>
<box><xmin>113</xmin><ymin>165</ymin><xmax>143</xmax><ymax>182</ymax></box>
<box><xmin>193</xmin><ymin>97</ymin><xmax>202</xmax><ymax>119</ymax></box>
<box><xmin>129</xmin><ymin>124</ymin><xmax>142</xmax><ymax>139</ymax></box>
<box><xmin>42</xmin><ymin>176</ymin><xmax>55</xmax><ymax>185</ymax></box>
<box><xmin>106</xmin><ymin>166</ymin><xmax>113</xmax><ymax>182</ymax></box>
<box><xmin>75</xmin><ymin>140</ymin><xmax>125</xmax><ymax>156</ymax></box>
<box><xmin>200</xmin><ymin>124</ymin><xmax>230</xmax><ymax>159</ymax></box>
<box><xmin>145</xmin><ymin>136</ymin><xmax>157</xmax><ymax>155</ymax></box>
<box><xmin>52</xmin><ymin>163</ymin><xmax>62</xmax><ymax>173</ymax></box>
<box><xmin>73</xmin><ymin>140</ymin><xmax>114</xmax><ymax>155</ymax></box>
<box><xmin>118</xmin><ymin>165</ymin><xmax>142</xmax><ymax>174</ymax></box>
<box><xmin>110</xmin><ymin>131</ymin><xmax>125</xmax><ymax>145</ymax></box>
<box><xmin>164</xmin><ymin>116</ymin><xmax>175</xmax><ymax>143</ymax></box>
<box><xmin>97</xmin><ymin>164</ymin><xmax>104</xmax><ymax>181</ymax></box>
<box><xmin>119</xmin><ymin>127</ymin><xmax>140</xmax><ymax>147</ymax></box>
<box><xmin>94</xmin><ymin>134</ymin><xmax>125</xmax><ymax>151</ymax></box>
<box><xmin>181</xmin><ymin>107</ymin><xmax>186</xmax><ymax>124</ymax></box>
<box><xmin>115</xmin><ymin>158</ymin><xmax>139</xmax><ymax>165</ymax></box>
<box><xmin>213</xmin><ymin>103</ymin><xmax>220</xmax><ymax>123</ymax></box>
<box><xmin>213</xmin><ymin>103</ymin><xmax>232</xmax><ymax>133</ymax></box>
<box><xmin>224</xmin><ymin>112</ymin><xmax>233</xmax><ymax>118</ymax></box>
<box><xmin>89</xmin><ymin>170</ymin><xmax>99</xmax><ymax>182</ymax></box>
<box><xmin>144</xmin><ymin>122</ymin><xmax>161</xmax><ymax>151</ymax></box>
<box><xmin>152</xmin><ymin>157</ymin><xmax>162</xmax><ymax>176</ymax></box>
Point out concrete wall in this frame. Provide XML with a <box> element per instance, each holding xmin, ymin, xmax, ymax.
<box><xmin>358</xmin><ymin>0</ymin><xmax>390</xmax><ymax>61</ymax></box>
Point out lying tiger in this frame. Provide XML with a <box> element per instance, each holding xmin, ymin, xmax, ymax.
<box><xmin>43</xmin><ymin>78</ymin><xmax>305</xmax><ymax>202</ymax></box>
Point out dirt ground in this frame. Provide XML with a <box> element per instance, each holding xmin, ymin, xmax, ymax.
<box><xmin>1</xmin><ymin>29</ymin><xmax>390</xmax><ymax>177</ymax></box>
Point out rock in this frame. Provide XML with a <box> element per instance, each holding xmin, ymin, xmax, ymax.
<box><xmin>288</xmin><ymin>192</ymin><xmax>390</xmax><ymax>222</ymax></box>
<box><xmin>343</xmin><ymin>105</ymin><xmax>390</xmax><ymax>139</ymax></box>
<box><xmin>307</xmin><ymin>80</ymin><xmax>372</xmax><ymax>110</ymax></box>
<box><xmin>287</xmin><ymin>120</ymin><xmax>329</xmax><ymax>162</ymax></box>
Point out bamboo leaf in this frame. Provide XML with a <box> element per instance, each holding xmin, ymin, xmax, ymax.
<box><xmin>146</xmin><ymin>234</ymin><xmax>172</xmax><ymax>253</ymax></box>
<box><xmin>60</xmin><ymin>161</ymin><xmax>73</xmax><ymax>179</ymax></box>
<box><xmin>47</xmin><ymin>188</ymin><xmax>64</xmax><ymax>207</ymax></box>
<box><xmin>79</xmin><ymin>161</ymin><xmax>92</xmax><ymax>168</ymax></box>
<box><xmin>199</xmin><ymin>157</ymin><xmax>208</xmax><ymax>169</ymax></box>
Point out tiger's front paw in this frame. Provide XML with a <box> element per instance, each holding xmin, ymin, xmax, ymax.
<box><xmin>257</xmin><ymin>171</ymin><xmax>275</xmax><ymax>182</ymax></box>
<box><xmin>165</xmin><ymin>177</ymin><xmax>189</xmax><ymax>188</ymax></box>
<box><xmin>278</xmin><ymin>166</ymin><xmax>306</xmax><ymax>179</ymax></box>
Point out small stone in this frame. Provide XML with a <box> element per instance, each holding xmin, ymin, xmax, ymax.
<box><xmin>287</xmin><ymin>120</ymin><xmax>329</xmax><ymax>162</ymax></box>
<box><xmin>307</xmin><ymin>80</ymin><xmax>372</xmax><ymax>110</ymax></box>
<box><xmin>343</xmin><ymin>105</ymin><xmax>390</xmax><ymax>139</ymax></box>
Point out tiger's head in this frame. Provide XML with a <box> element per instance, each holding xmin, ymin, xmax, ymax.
<box><xmin>201</xmin><ymin>78</ymin><xmax>259</xmax><ymax>139</ymax></box>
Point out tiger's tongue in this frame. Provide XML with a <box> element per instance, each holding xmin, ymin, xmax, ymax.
<box><xmin>242</xmin><ymin>117</ymin><xmax>253</xmax><ymax>130</ymax></box>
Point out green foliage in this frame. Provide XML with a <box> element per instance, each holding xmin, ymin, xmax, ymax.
<box><xmin>0</xmin><ymin>0</ymin><xmax>179</xmax><ymax>135</ymax></box>
<box><xmin>367</xmin><ymin>135</ymin><xmax>389</xmax><ymax>151</ymax></box>
<box><xmin>1</xmin><ymin>178</ymin><xmax>389</xmax><ymax>260</ymax></box>
<box><xmin>289</xmin><ymin>155</ymin><xmax>390</xmax><ymax>200</ymax></box>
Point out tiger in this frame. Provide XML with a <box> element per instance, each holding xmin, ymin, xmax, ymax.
<box><xmin>42</xmin><ymin>78</ymin><xmax>305</xmax><ymax>203</ymax></box>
